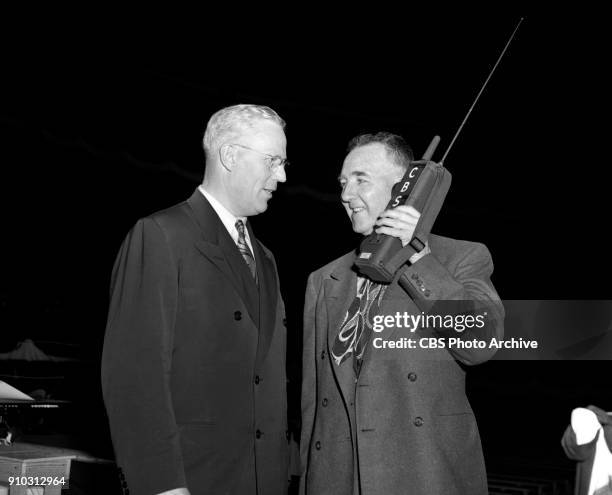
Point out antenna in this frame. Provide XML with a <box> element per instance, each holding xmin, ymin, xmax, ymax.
<box><xmin>439</xmin><ymin>17</ymin><xmax>524</xmax><ymax>165</ymax></box>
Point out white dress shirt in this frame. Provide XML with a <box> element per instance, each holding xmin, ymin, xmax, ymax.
<box><xmin>198</xmin><ymin>186</ymin><xmax>254</xmax><ymax>254</ymax></box>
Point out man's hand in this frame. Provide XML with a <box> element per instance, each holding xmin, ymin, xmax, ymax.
<box><xmin>375</xmin><ymin>205</ymin><xmax>421</xmax><ymax>247</ymax></box>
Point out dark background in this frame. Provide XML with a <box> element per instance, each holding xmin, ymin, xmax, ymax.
<box><xmin>1</xmin><ymin>12</ymin><xmax>609</xmax><ymax>483</ymax></box>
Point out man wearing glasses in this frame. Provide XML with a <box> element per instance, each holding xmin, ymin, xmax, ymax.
<box><xmin>102</xmin><ymin>104</ymin><xmax>290</xmax><ymax>495</ymax></box>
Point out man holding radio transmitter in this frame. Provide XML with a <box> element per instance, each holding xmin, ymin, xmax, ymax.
<box><xmin>299</xmin><ymin>132</ymin><xmax>504</xmax><ymax>495</ymax></box>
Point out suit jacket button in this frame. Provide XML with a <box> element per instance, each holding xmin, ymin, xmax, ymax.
<box><xmin>407</xmin><ymin>372</ymin><xmax>417</xmax><ymax>382</ymax></box>
<box><xmin>322</xmin><ymin>398</ymin><xmax>328</xmax><ymax>407</ymax></box>
<box><xmin>254</xmin><ymin>375</ymin><xmax>260</xmax><ymax>385</ymax></box>
<box><xmin>315</xmin><ymin>441</ymin><xmax>322</xmax><ymax>450</ymax></box>
<box><xmin>414</xmin><ymin>416</ymin><xmax>424</xmax><ymax>427</ymax></box>
<box><xmin>256</xmin><ymin>429</ymin><xmax>262</xmax><ymax>439</ymax></box>
<box><xmin>321</xmin><ymin>350</ymin><xmax>326</xmax><ymax>360</ymax></box>
<box><xmin>234</xmin><ymin>311</ymin><xmax>242</xmax><ymax>321</ymax></box>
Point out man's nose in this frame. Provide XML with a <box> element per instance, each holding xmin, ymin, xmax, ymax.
<box><xmin>274</xmin><ymin>165</ymin><xmax>287</xmax><ymax>183</ymax></box>
<box><xmin>341</xmin><ymin>182</ymin><xmax>354</xmax><ymax>203</ymax></box>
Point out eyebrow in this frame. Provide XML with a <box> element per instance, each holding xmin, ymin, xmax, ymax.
<box><xmin>338</xmin><ymin>171</ymin><xmax>368</xmax><ymax>182</ymax></box>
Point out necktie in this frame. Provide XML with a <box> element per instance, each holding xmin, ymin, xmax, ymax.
<box><xmin>235</xmin><ymin>220</ymin><xmax>257</xmax><ymax>283</ymax></box>
<box><xmin>331</xmin><ymin>277</ymin><xmax>387</xmax><ymax>376</ymax></box>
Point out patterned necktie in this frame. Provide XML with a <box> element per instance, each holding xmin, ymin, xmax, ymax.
<box><xmin>331</xmin><ymin>277</ymin><xmax>387</xmax><ymax>376</ymax></box>
<box><xmin>235</xmin><ymin>220</ymin><xmax>257</xmax><ymax>283</ymax></box>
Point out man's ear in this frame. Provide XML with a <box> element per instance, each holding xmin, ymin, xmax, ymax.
<box><xmin>219</xmin><ymin>144</ymin><xmax>236</xmax><ymax>172</ymax></box>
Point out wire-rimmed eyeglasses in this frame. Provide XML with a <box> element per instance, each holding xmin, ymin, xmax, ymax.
<box><xmin>230</xmin><ymin>143</ymin><xmax>289</xmax><ymax>171</ymax></box>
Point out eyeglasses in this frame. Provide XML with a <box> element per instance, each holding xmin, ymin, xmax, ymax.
<box><xmin>230</xmin><ymin>143</ymin><xmax>289</xmax><ymax>171</ymax></box>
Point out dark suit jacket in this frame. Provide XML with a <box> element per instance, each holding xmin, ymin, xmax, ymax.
<box><xmin>102</xmin><ymin>190</ymin><xmax>289</xmax><ymax>495</ymax></box>
<box><xmin>300</xmin><ymin>235</ymin><xmax>504</xmax><ymax>495</ymax></box>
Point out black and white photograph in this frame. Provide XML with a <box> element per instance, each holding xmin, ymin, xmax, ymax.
<box><xmin>1</xmin><ymin>13</ymin><xmax>610</xmax><ymax>495</ymax></box>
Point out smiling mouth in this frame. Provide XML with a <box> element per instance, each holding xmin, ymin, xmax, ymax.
<box><xmin>351</xmin><ymin>207</ymin><xmax>365</xmax><ymax>214</ymax></box>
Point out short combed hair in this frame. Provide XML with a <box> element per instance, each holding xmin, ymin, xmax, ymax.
<box><xmin>347</xmin><ymin>132</ymin><xmax>414</xmax><ymax>170</ymax></box>
<box><xmin>203</xmin><ymin>104</ymin><xmax>286</xmax><ymax>159</ymax></box>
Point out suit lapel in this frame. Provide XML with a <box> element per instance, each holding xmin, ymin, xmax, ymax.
<box><xmin>217</xmin><ymin>226</ymin><xmax>260</xmax><ymax>325</ymax></box>
<box><xmin>186</xmin><ymin>190</ymin><xmax>259</xmax><ymax>325</ymax></box>
<box><xmin>250</xmin><ymin>226</ymin><xmax>278</xmax><ymax>368</ymax></box>
<box><xmin>325</xmin><ymin>252</ymin><xmax>359</xmax><ymax>404</ymax></box>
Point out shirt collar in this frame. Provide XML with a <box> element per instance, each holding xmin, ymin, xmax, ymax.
<box><xmin>198</xmin><ymin>185</ymin><xmax>251</xmax><ymax>246</ymax></box>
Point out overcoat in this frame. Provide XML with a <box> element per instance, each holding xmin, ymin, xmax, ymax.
<box><xmin>102</xmin><ymin>189</ymin><xmax>289</xmax><ymax>495</ymax></box>
<box><xmin>300</xmin><ymin>235</ymin><xmax>504</xmax><ymax>495</ymax></box>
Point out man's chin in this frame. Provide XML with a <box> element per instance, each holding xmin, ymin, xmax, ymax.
<box><xmin>351</xmin><ymin>220</ymin><xmax>374</xmax><ymax>235</ymax></box>
<box><xmin>245</xmin><ymin>201</ymin><xmax>269</xmax><ymax>217</ymax></box>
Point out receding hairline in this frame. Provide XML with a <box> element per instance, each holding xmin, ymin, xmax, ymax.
<box><xmin>345</xmin><ymin>141</ymin><xmax>407</xmax><ymax>170</ymax></box>
<box><xmin>346</xmin><ymin>132</ymin><xmax>414</xmax><ymax>172</ymax></box>
<box><xmin>202</xmin><ymin>104</ymin><xmax>286</xmax><ymax>158</ymax></box>
<box><xmin>339</xmin><ymin>143</ymin><xmax>406</xmax><ymax>183</ymax></box>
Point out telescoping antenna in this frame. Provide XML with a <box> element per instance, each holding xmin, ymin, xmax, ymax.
<box><xmin>439</xmin><ymin>17</ymin><xmax>524</xmax><ymax>165</ymax></box>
